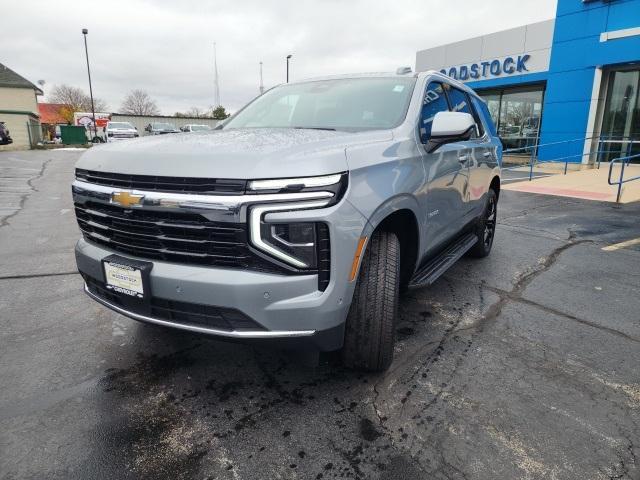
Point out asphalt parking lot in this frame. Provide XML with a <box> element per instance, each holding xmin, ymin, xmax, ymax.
<box><xmin>1</xmin><ymin>150</ymin><xmax>639</xmax><ymax>480</ymax></box>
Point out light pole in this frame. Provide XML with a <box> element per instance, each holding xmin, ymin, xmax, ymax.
<box><xmin>82</xmin><ymin>28</ymin><xmax>97</xmax><ymax>141</ymax></box>
<box><xmin>286</xmin><ymin>54</ymin><xmax>292</xmax><ymax>83</ymax></box>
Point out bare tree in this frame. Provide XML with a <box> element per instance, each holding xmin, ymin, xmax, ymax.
<box><xmin>49</xmin><ymin>84</ymin><xmax>108</xmax><ymax>114</ymax></box>
<box><xmin>120</xmin><ymin>89</ymin><xmax>160</xmax><ymax>116</ymax></box>
<box><xmin>186</xmin><ymin>106</ymin><xmax>207</xmax><ymax>118</ymax></box>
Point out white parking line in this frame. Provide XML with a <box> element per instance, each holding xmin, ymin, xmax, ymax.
<box><xmin>602</xmin><ymin>237</ymin><xmax>640</xmax><ymax>251</ymax></box>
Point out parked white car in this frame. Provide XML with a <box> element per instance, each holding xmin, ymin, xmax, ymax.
<box><xmin>105</xmin><ymin>122</ymin><xmax>139</xmax><ymax>142</ymax></box>
<box><xmin>180</xmin><ymin>124</ymin><xmax>212</xmax><ymax>132</ymax></box>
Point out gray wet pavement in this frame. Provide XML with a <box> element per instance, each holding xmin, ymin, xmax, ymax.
<box><xmin>1</xmin><ymin>150</ymin><xmax>639</xmax><ymax>480</ymax></box>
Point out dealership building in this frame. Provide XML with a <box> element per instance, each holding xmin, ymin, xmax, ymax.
<box><xmin>416</xmin><ymin>0</ymin><xmax>640</xmax><ymax>164</ymax></box>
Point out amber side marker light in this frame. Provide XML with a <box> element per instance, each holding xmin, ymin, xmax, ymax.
<box><xmin>349</xmin><ymin>237</ymin><xmax>368</xmax><ymax>282</ymax></box>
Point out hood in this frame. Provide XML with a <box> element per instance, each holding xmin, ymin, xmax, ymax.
<box><xmin>76</xmin><ymin>128</ymin><xmax>392</xmax><ymax>179</ymax></box>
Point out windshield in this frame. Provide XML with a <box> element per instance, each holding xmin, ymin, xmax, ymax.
<box><xmin>190</xmin><ymin>125</ymin><xmax>211</xmax><ymax>131</ymax></box>
<box><xmin>109</xmin><ymin>122</ymin><xmax>134</xmax><ymax>129</ymax></box>
<box><xmin>224</xmin><ymin>77</ymin><xmax>416</xmax><ymax>131</ymax></box>
<box><xmin>154</xmin><ymin>123</ymin><xmax>175</xmax><ymax>130</ymax></box>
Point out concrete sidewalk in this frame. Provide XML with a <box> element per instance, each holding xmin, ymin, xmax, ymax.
<box><xmin>502</xmin><ymin>164</ymin><xmax>640</xmax><ymax>203</ymax></box>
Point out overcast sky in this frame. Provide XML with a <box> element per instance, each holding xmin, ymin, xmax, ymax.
<box><xmin>4</xmin><ymin>0</ymin><xmax>557</xmax><ymax>115</ymax></box>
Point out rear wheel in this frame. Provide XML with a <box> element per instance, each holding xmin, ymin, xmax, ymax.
<box><xmin>342</xmin><ymin>231</ymin><xmax>400</xmax><ymax>372</ymax></box>
<box><xmin>468</xmin><ymin>188</ymin><xmax>497</xmax><ymax>258</ymax></box>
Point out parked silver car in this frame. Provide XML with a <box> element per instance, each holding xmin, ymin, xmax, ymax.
<box><xmin>72</xmin><ymin>71</ymin><xmax>501</xmax><ymax>371</ymax></box>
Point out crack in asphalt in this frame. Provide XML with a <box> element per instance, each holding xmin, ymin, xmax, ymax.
<box><xmin>499</xmin><ymin>221</ymin><xmax>567</xmax><ymax>241</ymax></box>
<box><xmin>0</xmin><ymin>271</ymin><xmax>79</xmax><ymax>281</ymax></box>
<box><xmin>0</xmin><ymin>158</ymin><xmax>51</xmax><ymax>228</ymax></box>
<box><xmin>370</xmin><ymin>236</ymin><xmax>596</xmax><ymax>478</ymax></box>
<box><xmin>467</xmin><ymin>237</ymin><xmax>592</xmax><ymax>335</ymax></box>
<box><xmin>481</xmin><ymin>285</ymin><xmax>640</xmax><ymax>344</ymax></box>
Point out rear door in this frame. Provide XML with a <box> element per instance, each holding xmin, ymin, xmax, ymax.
<box><xmin>465</xmin><ymin>93</ymin><xmax>501</xmax><ymax>218</ymax></box>
<box><xmin>417</xmin><ymin>80</ymin><xmax>470</xmax><ymax>255</ymax></box>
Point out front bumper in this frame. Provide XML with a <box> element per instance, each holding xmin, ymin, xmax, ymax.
<box><xmin>83</xmin><ymin>281</ymin><xmax>315</xmax><ymax>339</ymax></box>
<box><xmin>74</xmin><ymin>194</ymin><xmax>366</xmax><ymax>350</ymax></box>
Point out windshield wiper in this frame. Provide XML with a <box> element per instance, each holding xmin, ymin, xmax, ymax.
<box><xmin>292</xmin><ymin>126</ymin><xmax>336</xmax><ymax>131</ymax></box>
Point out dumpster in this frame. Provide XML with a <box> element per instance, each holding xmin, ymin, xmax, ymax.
<box><xmin>60</xmin><ymin>125</ymin><xmax>87</xmax><ymax>145</ymax></box>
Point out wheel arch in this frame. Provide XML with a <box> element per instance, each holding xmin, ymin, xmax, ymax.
<box><xmin>362</xmin><ymin>196</ymin><xmax>421</xmax><ymax>289</ymax></box>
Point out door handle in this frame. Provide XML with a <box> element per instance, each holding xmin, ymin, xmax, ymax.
<box><xmin>458</xmin><ymin>154</ymin><xmax>469</xmax><ymax>163</ymax></box>
<box><xmin>483</xmin><ymin>151</ymin><xmax>493</xmax><ymax>158</ymax></box>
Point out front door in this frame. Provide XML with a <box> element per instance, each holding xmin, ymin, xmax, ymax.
<box><xmin>417</xmin><ymin>80</ymin><xmax>470</xmax><ymax>255</ymax></box>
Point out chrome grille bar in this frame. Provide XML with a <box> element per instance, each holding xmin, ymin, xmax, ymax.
<box><xmin>72</xmin><ymin>179</ymin><xmax>333</xmax><ymax>212</ymax></box>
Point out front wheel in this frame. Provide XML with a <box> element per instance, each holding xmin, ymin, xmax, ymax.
<box><xmin>342</xmin><ymin>231</ymin><xmax>400</xmax><ymax>372</ymax></box>
<box><xmin>468</xmin><ymin>188</ymin><xmax>497</xmax><ymax>258</ymax></box>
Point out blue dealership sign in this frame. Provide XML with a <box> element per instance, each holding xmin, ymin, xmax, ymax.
<box><xmin>441</xmin><ymin>55</ymin><xmax>531</xmax><ymax>80</ymax></box>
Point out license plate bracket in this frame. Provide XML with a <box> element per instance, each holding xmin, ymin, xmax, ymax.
<box><xmin>102</xmin><ymin>255</ymin><xmax>153</xmax><ymax>304</ymax></box>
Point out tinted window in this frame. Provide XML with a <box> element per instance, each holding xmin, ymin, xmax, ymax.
<box><xmin>446</xmin><ymin>86</ymin><xmax>484</xmax><ymax>137</ymax></box>
<box><xmin>446</xmin><ymin>86</ymin><xmax>472</xmax><ymax>115</ymax></box>
<box><xmin>472</xmin><ymin>97</ymin><xmax>496</xmax><ymax>136</ymax></box>
<box><xmin>224</xmin><ymin>77</ymin><xmax>416</xmax><ymax>132</ymax></box>
<box><xmin>420</xmin><ymin>82</ymin><xmax>449</xmax><ymax>142</ymax></box>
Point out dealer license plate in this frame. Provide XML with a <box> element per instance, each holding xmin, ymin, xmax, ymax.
<box><xmin>104</xmin><ymin>261</ymin><xmax>145</xmax><ymax>298</ymax></box>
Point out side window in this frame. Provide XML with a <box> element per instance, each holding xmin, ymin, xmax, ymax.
<box><xmin>420</xmin><ymin>82</ymin><xmax>449</xmax><ymax>143</ymax></box>
<box><xmin>472</xmin><ymin>97</ymin><xmax>495</xmax><ymax>137</ymax></box>
<box><xmin>445</xmin><ymin>86</ymin><xmax>483</xmax><ymax>137</ymax></box>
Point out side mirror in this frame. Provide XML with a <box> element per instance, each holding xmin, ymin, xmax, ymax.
<box><xmin>427</xmin><ymin>111</ymin><xmax>476</xmax><ymax>153</ymax></box>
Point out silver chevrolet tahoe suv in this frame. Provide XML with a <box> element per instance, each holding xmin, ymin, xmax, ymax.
<box><xmin>72</xmin><ymin>71</ymin><xmax>501</xmax><ymax>372</ymax></box>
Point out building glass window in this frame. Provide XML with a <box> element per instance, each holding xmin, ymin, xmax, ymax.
<box><xmin>477</xmin><ymin>84</ymin><xmax>545</xmax><ymax>152</ymax></box>
<box><xmin>600</xmin><ymin>68</ymin><xmax>640</xmax><ymax>163</ymax></box>
<box><xmin>481</xmin><ymin>93</ymin><xmax>501</xmax><ymax>127</ymax></box>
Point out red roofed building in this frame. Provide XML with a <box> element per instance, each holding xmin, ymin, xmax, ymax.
<box><xmin>38</xmin><ymin>103</ymin><xmax>69</xmax><ymax>125</ymax></box>
<box><xmin>37</xmin><ymin>102</ymin><xmax>73</xmax><ymax>141</ymax></box>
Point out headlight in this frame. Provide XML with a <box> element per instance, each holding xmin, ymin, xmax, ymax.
<box><xmin>249</xmin><ymin>174</ymin><xmax>342</xmax><ymax>191</ymax></box>
<box><xmin>249</xmin><ymin>200</ymin><xmax>330</xmax><ymax>268</ymax></box>
<box><xmin>247</xmin><ymin>173</ymin><xmax>346</xmax><ymax>268</ymax></box>
<box><xmin>262</xmin><ymin>222</ymin><xmax>318</xmax><ymax>267</ymax></box>
<box><xmin>247</xmin><ymin>172</ymin><xmax>347</xmax><ymax>202</ymax></box>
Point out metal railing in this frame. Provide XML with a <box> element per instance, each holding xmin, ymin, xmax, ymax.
<box><xmin>501</xmin><ymin>135</ymin><xmax>639</xmax><ymax>203</ymax></box>
<box><xmin>608</xmin><ymin>152</ymin><xmax>640</xmax><ymax>203</ymax></box>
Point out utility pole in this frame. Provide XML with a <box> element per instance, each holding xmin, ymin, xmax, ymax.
<box><xmin>259</xmin><ymin>61</ymin><xmax>264</xmax><ymax>95</ymax></box>
<box><xmin>82</xmin><ymin>28</ymin><xmax>97</xmax><ymax>141</ymax></box>
<box><xmin>213</xmin><ymin>42</ymin><xmax>221</xmax><ymax>107</ymax></box>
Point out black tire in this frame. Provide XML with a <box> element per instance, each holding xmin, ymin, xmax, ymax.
<box><xmin>468</xmin><ymin>188</ymin><xmax>498</xmax><ymax>258</ymax></box>
<box><xmin>342</xmin><ymin>231</ymin><xmax>400</xmax><ymax>372</ymax></box>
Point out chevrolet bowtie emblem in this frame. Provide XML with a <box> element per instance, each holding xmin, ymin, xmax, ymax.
<box><xmin>111</xmin><ymin>191</ymin><xmax>144</xmax><ymax>208</ymax></box>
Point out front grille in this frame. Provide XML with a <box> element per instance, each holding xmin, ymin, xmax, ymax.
<box><xmin>84</xmin><ymin>275</ymin><xmax>264</xmax><ymax>331</ymax></box>
<box><xmin>74</xmin><ymin>201</ymin><xmax>283</xmax><ymax>272</ymax></box>
<box><xmin>76</xmin><ymin>168</ymin><xmax>247</xmax><ymax>195</ymax></box>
